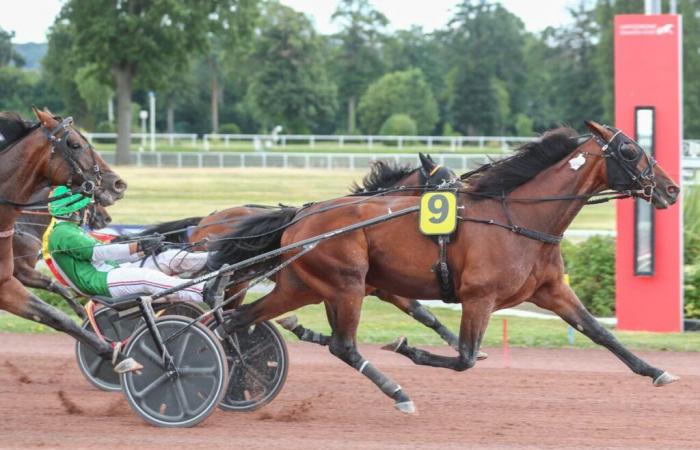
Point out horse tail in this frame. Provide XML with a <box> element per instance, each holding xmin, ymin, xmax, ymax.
<box><xmin>113</xmin><ymin>216</ymin><xmax>203</xmax><ymax>244</ymax></box>
<box><xmin>207</xmin><ymin>207</ymin><xmax>298</xmax><ymax>271</ymax></box>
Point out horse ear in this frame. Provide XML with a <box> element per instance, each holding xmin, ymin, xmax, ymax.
<box><xmin>32</xmin><ymin>106</ymin><xmax>55</xmax><ymax>127</ymax></box>
<box><xmin>584</xmin><ymin>120</ymin><xmax>611</xmax><ymax>141</ymax></box>
<box><xmin>419</xmin><ymin>152</ymin><xmax>435</xmax><ymax>170</ymax></box>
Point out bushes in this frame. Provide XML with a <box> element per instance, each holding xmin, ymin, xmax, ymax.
<box><xmin>219</xmin><ymin>123</ymin><xmax>240</xmax><ymax>134</ymax></box>
<box><xmin>561</xmin><ymin>236</ymin><xmax>616</xmax><ymax>316</ymax></box>
<box><xmin>357</xmin><ymin>68</ymin><xmax>438</xmax><ymax>134</ymax></box>
<box><xmin>379</xmin><ymin>114</ymin><xmax>417</xmax><ymax>137</ymax></box>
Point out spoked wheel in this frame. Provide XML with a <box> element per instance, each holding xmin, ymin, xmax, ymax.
<box><xmin>75</xmin><ymin>302</ymin><xmax>205</xmax><ymax>392</ymax></box>
<box><xmin>209</xmin><ymin>312</ymin><xmax>288</xmax><ymax>412</ymax></box>
<box><xmin>120</xmin><ymin>315</ymin><xmax>227</xmax><ymax>428</ymax></box>
<box><xmin>76</xmin><ymin>307</ymin><xmax>140</xmax><ymax>392</ymax></box>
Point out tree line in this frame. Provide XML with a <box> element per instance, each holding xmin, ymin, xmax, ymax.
<box><xmin>1</xmin><ymin>0</ymin><xmax>699</xmax><ymax>163</ymax></box>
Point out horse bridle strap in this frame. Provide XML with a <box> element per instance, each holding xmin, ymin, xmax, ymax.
<box><xmin>44</xmin><ymin>117</ymin><xmax>102</xmax><ymax>195</ymax></box>
<box><xmin>0</xmin><ymin>228</ymin><xmax>15</xmax><ymax>238</ymax></box>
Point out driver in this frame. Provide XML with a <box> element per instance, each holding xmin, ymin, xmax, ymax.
<box><xmin>42</xmin><ymin>186</ymin><xmax>225</xmax><ymax>305</ymax></box>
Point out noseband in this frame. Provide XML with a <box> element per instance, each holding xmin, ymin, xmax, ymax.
<box><xmin>43</xmin><ymin>116</ymin><xmax>102</xmax><ymax>196</ymax></box>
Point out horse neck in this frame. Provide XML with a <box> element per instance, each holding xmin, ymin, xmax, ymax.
<box><xmin>507</xmin><ymin>150</ymin><xmax>607</xmax><ymax>238</ymax></box>
<box><xmin>0</xmin><ymin>132</ymin><xmax>51</xmax><ymax>232</ymax></box>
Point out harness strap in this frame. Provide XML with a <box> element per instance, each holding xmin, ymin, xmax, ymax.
<box><xmin>0</xmin><ymin>228</ymin><xmax>14</xmax><ymax>238</ymax></box>
<box><xmin>434</xmin><ymin>235</ymin><xmax>458</xmax><ymax>303</ymax></box>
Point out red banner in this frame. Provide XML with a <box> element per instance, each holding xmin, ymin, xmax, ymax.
<box><xmin>614</xmin><ymin>14</ymin><xmax>683</xmax><ymax>332</ymax></box>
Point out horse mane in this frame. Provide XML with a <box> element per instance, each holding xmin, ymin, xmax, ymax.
<box><xmin>350</xmin><ymin>160</ymin><xmax>417</xmax><ymax>194</ymax></box>
<box><xmin>0</xmin><ymin>112</ymin><xmax>38</xmax><ymax>152</ymax></box>
<box><xmin>465</xmin><ymin>127</ymin><xmax>579</xmax><ymax>199</ymax></box>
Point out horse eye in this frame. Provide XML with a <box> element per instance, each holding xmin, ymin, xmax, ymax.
<box><xmin>619</xmin><ymin>144</ymin><xmax>637</xmax><ymax>161</ymax></box>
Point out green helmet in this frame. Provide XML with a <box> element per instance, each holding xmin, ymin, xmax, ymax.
<box><xmin>49</xmin><ymin>185</ymin><xmax>92</xmax><ymax>218</ymax></box>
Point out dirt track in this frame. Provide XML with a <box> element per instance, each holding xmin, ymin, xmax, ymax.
<box><xmin>0</xmin><ymin>332</ymin><xmax>698</xmax><ymax>449</ymax></box>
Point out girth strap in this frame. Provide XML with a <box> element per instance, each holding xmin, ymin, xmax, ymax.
<box><xmin>434</xmin><ymin>235</ymin><xmax>458</xmax><ymax>303</ymax></box>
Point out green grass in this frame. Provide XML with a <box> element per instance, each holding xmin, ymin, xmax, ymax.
<box><xmin>2</xmin><ymin>299</ymin><xmax>698</xmax><ymax>351</ymax></box>
<box><xmin>106</xmin><ymin>167</ymin><xmax>616</xmax><ymax>228</ymax></box>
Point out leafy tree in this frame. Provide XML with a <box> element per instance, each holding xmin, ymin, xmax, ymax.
<box><xmin>358</xmin><ymin>68</ymin><xmax>437</xmax><ymax>134</ymax></box>
<box><xmin>57</xmin><ymin>0</ymin><xmax>255</xmax><ymax>164</ymax></box>
<box><xmin>0</xmin><ymin>28</ymin><xmax>25</xmax><ymax>68</ymax></box>
<box><xmin>445</xmin><ymin>0</ymin><xmax>528</xmax><ymax>134</ymax></box>
<box><xmin>546</xmin><ymin>4</ymin><xmax>605</xmax><ymax>127</ymax></box>
<box><xmin>0</xmin><ymin>67</ymin><xmax>38</xmax><ymax>113</ymax></box>
<box><xmin>247</xmin><ymin>3</ymin><xmax>337</xmax><ymax>133</ymax></box>
<box><xmin>379</xmin><ymin>113</ymin><xmax>417</xmax><ymax>136</ymax></box>
<box><xmin>680</xmin><ymin>0</ymin><xmax>700</xmax><ymax>137</ymax></box>
<box><xmin>331</xmin><ymin>0</ymin><xmax>388</xmax><ymax>133</ymax></box>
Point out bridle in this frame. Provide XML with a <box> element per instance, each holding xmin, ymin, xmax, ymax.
<box><xmin>588</xmin><ymin>125</ymin><xmax>657</xmax><ymax>198</ymax></box>
<box><xmin>43</xmin><ymin>116</ymin><xmax>103</xmax><ymax>198</ymax></box>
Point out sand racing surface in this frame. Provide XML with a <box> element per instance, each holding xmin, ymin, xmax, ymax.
<box><xmin>0</xmin><ymin>332</ymin><xmax>698</xmax><ymax>449</ymax></box>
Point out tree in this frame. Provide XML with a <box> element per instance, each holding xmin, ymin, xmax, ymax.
<box><xmin>680</xmin><ymin>0</ymin><xmax>700</xmax><ymax>137</ymax></box>
<box><xmin>357</xmin><ymin>68</ymin><xmax>438</xmax><ymax>134</ymax></box>
<box><xmin>247</xmin><ymin>3</ymin><xmax>337</xmax><ymax>133</ymax></box>
<box><xmin>57</xmin><ymin>0</ymin><xmax>255</xmax><ymax>164</ymax></box>
<box><xmin>331</xmin><ymin>0</ymin><xmax>388</xmax><ymax>133</ymax></box>
<box><xmin>445</xmin><ymin>1</ymin><xmax>528</xmax><ymax>134</ymax></box>
<box><xmin>550</xmin><ymin>3</ymin><xmax>605</xmax><ymax>126</ymax></box>
<box><xmin>0</xmin><ymin>28</ymin><xmax>25</xmax><ymax>68</ymax></box>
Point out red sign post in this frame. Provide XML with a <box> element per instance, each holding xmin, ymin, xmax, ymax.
<box><xmin>614</xmin><ymin>15</ymin><xmax>683</xmax><ymax>332</ymax></box>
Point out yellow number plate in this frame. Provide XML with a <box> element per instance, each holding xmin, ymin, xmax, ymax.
<box><xmin>419</xmin><ymin>192</ymin><xmax>457</xmax><ymax>235</ymax></box>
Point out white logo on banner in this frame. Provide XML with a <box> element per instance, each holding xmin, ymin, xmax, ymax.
<box><xmin>619</xmin><ymin>23</ymin><xmax>674</xmax><ymax>36</ymax></box>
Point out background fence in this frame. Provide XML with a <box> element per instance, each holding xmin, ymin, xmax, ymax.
<box><xmin>97</xmin><ymin>149</ymin><xmax>700</xmax><ymax>185</ymax></box>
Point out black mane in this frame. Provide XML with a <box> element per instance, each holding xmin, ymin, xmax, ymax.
<box><xmin>465</xmin><ymin>127</ymin><xmax>579</xmax><ymax>198</ymax></box>
<box><xmin>350</xmin><ymin>160</ymin><xmax>417</xmax><ymax>194</ymax></box>
<box><xmin>0</xmin><ymin>112</ymin><xmax>37</xmax><ymax>152</ymax></box>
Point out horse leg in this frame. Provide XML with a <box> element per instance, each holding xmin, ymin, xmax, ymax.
<box><xmin>14</xmin><ymin>256</ymin><xmax>86</xmax><ymax>319</ymax></box>
<box><xmin>532</xmin><ymin>281</ymin><xmax>678</xmax><ymax>386</ymax></box>
<box><xmin>47</xmin><ymin>281</ymin><xmax>86</xmax><ymax>320</ymax></box>
<box><xmin>383</xmin><ymin>295</ymin><xmax>493</xmax><ymax>371</ymax></box>
<box><xmin>276</xmin><ymin>301</ymin><xmax>332</xmax><ymax>346</ymax></box>
<box><xmin>373</xmin><ymin>288</ymin><xmax>459</xmax><ymax>348</ymax></box>
<box><xmin>0</xmin><ymin>277</ymin><xmax>140</xmax><ymax>372</ymax></box>
<box><xmin>325</xmin><ymin>294</ymin><xmax>416</xmax><ymax>414</ymax></box>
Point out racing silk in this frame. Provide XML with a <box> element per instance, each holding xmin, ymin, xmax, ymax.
<box><xmin>42</xmin><ymin>220</ymin><xmax>138</xmax><ymax>296</ymax></box>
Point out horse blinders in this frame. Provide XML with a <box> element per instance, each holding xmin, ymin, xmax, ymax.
<box><xmin>594</xmin><ymin>127</ymin><xmax>656</xmax><ymax>197</ymax></box>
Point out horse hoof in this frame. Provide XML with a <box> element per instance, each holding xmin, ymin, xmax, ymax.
<box><xmin>114</xmin><ymin>358</ymin><xmax>143</xmax><ymax>374</ymax></box>
<box><xmin>381</xmin><ymin>336</ymin><xmax>407</xmax><ymax>352</ymax></box>
<box><xmin>653</xmin><ymin>371</ymin><xmax>680</xmax><ymax>387</ymax></box>
<box><xmin>477</xmin><ymin>350</ymin><xmax>489</xmax><ymax>360</ymax></box>
<box><xmin>276</xmin><ymin>315</ymin><xmax>299</xmax><ymax>331</ymax></box>
<box><xmin>394</xmin><ymin>401</ymin><xmax>417</xmax><ymax>414</ymax></box>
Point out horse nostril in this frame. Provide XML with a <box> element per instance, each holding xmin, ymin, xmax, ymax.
<box><xmin>105</xmin><ymin>216</ymin><xmax>112</xmax><ymax>224</ymax></box>
<box><xmin>113</xmin><ymin>179</ymin><xmax>128</xmax><ymax>193</ymax></box>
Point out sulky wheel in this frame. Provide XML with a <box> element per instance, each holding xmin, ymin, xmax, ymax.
<box><xmin>76</xmin><ymin>307</ymin><xmax>140</xmax><ymax>392</ymax></box>
<box><xmin>120</xmin><ymin>315</ymin><xmax>228</xmax><ymax>428</ymax></box>
<box><xmin>211</xmin><ymin>312</ymin><xmax>288</xmax><ymax>412</ymax></box>
<box><xmin>75</xmin><ymin>302</ymin><xmax>206</xmax><ymax>392</ymax></box>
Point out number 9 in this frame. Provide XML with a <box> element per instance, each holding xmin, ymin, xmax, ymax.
<box><xmin>428</xmin><ymin>194</ymin><xmax>448</xmax><ymax>224</ymax></box>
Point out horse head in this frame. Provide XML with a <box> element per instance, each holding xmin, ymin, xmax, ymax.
<box><xmin>32</xmin><ymin>107</ymin><xmax>127</xmax><ymax>207</ymax></box>
<box><xmin>584</xmin><ymin>120</ymin><xmax>679</xmax><ymax>209</ymax></box>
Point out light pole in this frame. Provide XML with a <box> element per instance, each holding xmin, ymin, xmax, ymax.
<box><xmin>149</xmin><ymin>91</ymin><xmax>156</xmax><ymax>152</ymax></box>
<box><xmin>139</xmin><ymin>110</ymin><xmax>148</xmax><ymax>152</ymax></box>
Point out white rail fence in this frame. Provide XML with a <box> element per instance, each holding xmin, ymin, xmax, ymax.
<box><xmin>85</xmin><ymin>132</ymin><xmax>537</xmax><ymax>152</ymax></box>
<box><xmin>95</xmin><ymin>150</ymin><xmax>700</xmax><ymax>184</ymax></box>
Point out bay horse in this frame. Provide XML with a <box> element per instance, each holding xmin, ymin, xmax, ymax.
<box><xmin>135</xmin><ymin>155</ymin><xmax>466</xmax><ymax>349</ymax></box>
<box><xmin>209</xmin><ymin>121</ymin><xmax>680</xmax><ymax>414</ymax></box>
<box><xmin>0</xmin><ymin>109</ymin><xmax>139</xmax><ymax>372</ymax></box>
<box><xmin>13</xmin><ymin>190</ymin><xmax>113</xmax><ymax>319</ymax></box>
